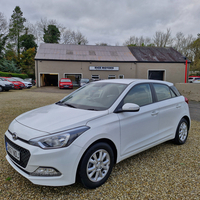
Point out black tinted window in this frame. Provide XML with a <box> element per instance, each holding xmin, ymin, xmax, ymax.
<box><xmin>123</xmin><ymin>84</ymin><xmax>153</xmax><ymax>107</ymax></box>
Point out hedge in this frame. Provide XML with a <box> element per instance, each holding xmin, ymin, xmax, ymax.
<box><xmin>0</xmin><ymin>71</ymin><xmax>28</xmax><ymax>79</ymax></box>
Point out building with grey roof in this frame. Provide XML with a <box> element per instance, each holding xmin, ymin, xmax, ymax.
<box><xmin>35</xmin><ymin>43</ymin><xmax>190</xmax><ymax>87</ymax></box>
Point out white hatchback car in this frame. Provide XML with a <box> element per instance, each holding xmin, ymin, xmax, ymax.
<box><xmin>5</xmin><ymin>79</ymin><xmax>190</xmax><ymax>189</ymax></box>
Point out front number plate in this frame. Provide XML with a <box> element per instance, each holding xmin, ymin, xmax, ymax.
<box><xmin>6</xmin><ymin>143</ymin><xmax>20</xmax><ymax>161</ymax></box>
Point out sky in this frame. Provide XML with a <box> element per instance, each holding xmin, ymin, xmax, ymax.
<box><xmin>1</xmin><ymin>0</ymin><xmax>200</xmax><ymax>46</ymax></box>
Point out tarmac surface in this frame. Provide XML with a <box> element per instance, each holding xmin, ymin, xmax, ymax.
<box><xmin>189</xmin><ymin>100</ymin><xmax>200</xmax><ymax>122</ymax></box>
<box><xmin>29</xmin><ymin>86</ymin><xmax>200</xmax><ymax>122</ymax></box>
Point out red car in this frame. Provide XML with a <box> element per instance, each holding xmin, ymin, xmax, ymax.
<box><xmin>2</xmin><ymin>77</ymin><xmax>25</xmax><ymax>89</ymax></box>
<box><xmin>59</xmin><ymin>78</ymin><xmax>73</xmax><ymax>89</ymax></box>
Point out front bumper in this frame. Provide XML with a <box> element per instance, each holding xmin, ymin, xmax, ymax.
<box><xmin>59</xmin><ymin>85</ymin><xmax>73</xmax><ymax>89</ymax></box>
<box><xmin>14</xmin><ymin>85</ymin><xmax>25</xmax><ymax>89</ymax></box>
<box><xmin>27</xmin><ymin>84</ymin><xmax>32</xmax><ymax>88</ymax></box>
<box><xmin>4</xmin><ymin>84</ymin><xmax>14</xmax><ymax>90</ymax></box>
<box><xmin>5</xmin><ymin>130</ymin><xmax>83</xmax><ymax>186</ymax></box>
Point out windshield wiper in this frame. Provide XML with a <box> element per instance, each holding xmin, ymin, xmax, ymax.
<box><xmin>55</xmin><ymin>101</ymin><xmax>63</xmax><ymax>105</ymax></box>
<box><xmin>87</xmin><ymin>108</ymin><xmax>98</xmax><ymax>111</ymax></box>
<box><xmin>65</xmin><ymin>103</ymin><xmax>76</xmax><ymax>108</ymax></box>
<box><xmin>55</xmin><ymin>101</ymin><xmax>76</xmax><ymax>108</ymax></box>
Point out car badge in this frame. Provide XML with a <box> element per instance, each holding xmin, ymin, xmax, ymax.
<box><xmin>12</xmin><ymin>132</ymin><xmax>18</xmax><ymax>140</ymax></box>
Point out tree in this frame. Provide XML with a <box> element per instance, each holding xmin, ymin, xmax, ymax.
<box><xmin>123</xmin><ymin>36</ymin><xmax>152</xmax><ymax>46</ymax></box>
<box><xmin>43</xmin><ymin>25</ymin><xmax>60</xmax><ymax>43</ymax></box>
<box><xmin>153</xmin><ymin>28</ymin><xmax>173</xmax><ymax>47</ymax></box>
<box><xmin>62</xmin><ymin>29</ymin><xmax>88</xmax><ymax>45</ymax></box>
<box><xmin>24</xmin><ymin>21</ymin><xmax>40</xmax><ymax>45</ymax></box>
<box><xmin>96</xmin><ymin>43</ymin><xmax>108</xmax><ymax>46</ymax></box>
<box><xmin>0</xmin><ymin>12</ymin><xmax>8</xmax><ymax>58</ymax></box>
<box><xmin>20</xmin><ymin>29</ymin><xmax>37</xmax><ymax>51</ymax></box>
<box><xmin>173</xmin><ymin>32</ymin><xmax>195</xmax><ymax>61</ymax></box>
<box><xmin>4</xmin><ymin>43</ymin><xmax>17</xmax><ymax>61</ymax></box>
<box><xmin>8</xmin><ymin>6</ymin><xmax>26</xmax><ymax>60</ymax></box>
<box><xmin>20</xmin><ymin>47</ymin><xmax>36</xmax><ymax>74</ymax></box>
<box><xmin>190</xmin><ymin>34</ymin><xmax>200</xmax><ymax>71</ymax></box>
<box><xmin>0</xmin><ymin>58</ymin><xmax>21</xmax><ymax>73</ymax></box>
<box><xmin>36</xmin><ymin>17</ymin><xmax>65</xmax><ymax>43</ymax></box>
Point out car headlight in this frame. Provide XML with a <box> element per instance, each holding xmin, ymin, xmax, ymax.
<box><xmin>29</xmin><ymin>126</ymin><xmax>90</xmax><ymax>149</ymax></box>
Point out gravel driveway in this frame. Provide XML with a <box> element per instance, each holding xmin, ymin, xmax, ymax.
<box><xmin>0</xmin><ymin>88</ymin><xmax>199</xmax><ymax>199</ymax></box>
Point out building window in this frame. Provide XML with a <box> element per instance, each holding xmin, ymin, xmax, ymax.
<box><xmin>119</xmin><ymin>75</ymin><xmax>124</xmax><ymax>79</ymax></box>
<box><xmin>108</xmin><ymin>75</ymin><xmax>116</xmax><ymax>79</ymax></box>
<box><xmin>91</xmin><ymin>75</ymin><xmax>100</xmax><ymax>80</ymax></box>
<box><xmin>148</xmin><ymin>70</ymin><xmax>165</xmax><ymax>81</ymax></box>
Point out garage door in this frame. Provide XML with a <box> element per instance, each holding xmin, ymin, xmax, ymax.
<box><xmin>41</xmin><ymin>74</ymin><xmax>58</xmax><ymax>86</ymax></box>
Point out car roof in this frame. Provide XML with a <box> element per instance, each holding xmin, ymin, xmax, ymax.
<box><xmin>96</xmin><ymin>79</ymin><xmax>173</xmax><ymax>86</ymax></box>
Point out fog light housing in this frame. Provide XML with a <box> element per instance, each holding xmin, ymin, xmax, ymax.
<box><xmin>31</xmin><ymin>167</ymin><xmax>62</xmax><ymax>176</ymax></box>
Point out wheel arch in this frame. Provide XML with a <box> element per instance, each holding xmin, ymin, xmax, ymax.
<box><xmin>182</xmin><ymin>115</ymin><xmax>190</xmax><ymax>130</ymax></box>
<box><xmin>76</xmin><ymin>138</ymin><xmax>118</xmax><ymax>181</ymax></box>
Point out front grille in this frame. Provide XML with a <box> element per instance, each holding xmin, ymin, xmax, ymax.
<box><xmin>5</xmin><ymin>135</ymin><xmax>31</xmax><ymax>168</ymax></box>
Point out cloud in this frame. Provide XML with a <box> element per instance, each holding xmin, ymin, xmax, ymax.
<box><xmin>1</xmin><ymin>0</ymin><xmax>199</xmax><ymax>45</ymax></box>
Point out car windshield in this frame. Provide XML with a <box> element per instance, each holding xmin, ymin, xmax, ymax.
<box><xmin>0</xmin><ymin>78</ymin><xmax>6</xmax><ymax>81</ymax></box>
<box><xmin>7</xmin><ymin>78</ymin><xmax>17</xmax><ymax>81</ymax></box>
<box><xmin>24</xmin><ymin>78</ymin><xmax>32</xmax><ymax>82</ymax></box>
<box><xmin>81</xmin><ymin>79</ymin><xmax>89</xmax><ymax>83</ymax></box>
<box><xmin>14</xmin><ymin>77</ymin><xmax>23</xmax><ymax>81</ymax></box>
<box><xmin>58</xmin><ymin>82</ymin><xmax>127</xmax><ymax>111</ymax></box>
<box><xmin>61</xmin><ymin>79</ymin><xmax>71</xmax><ymax>82</ymax></box>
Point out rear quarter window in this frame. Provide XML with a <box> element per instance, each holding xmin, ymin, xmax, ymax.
<box><xmin>170</xmin><ymin>86</ymin><xmax>180</xmax><ymax>96</ymax></box>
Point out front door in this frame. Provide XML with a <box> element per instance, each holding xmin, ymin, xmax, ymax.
<box><xmin>117</xmin><ymin>83</ymin><xmax>159</xmax><ymax>157</ymax></box>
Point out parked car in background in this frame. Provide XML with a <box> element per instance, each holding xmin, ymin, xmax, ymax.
<box><xmin>189</xmin><ymin>77</ymin><xmax>195</xmax><ymax>83</ymax></box>
<box><xmin>0</xmin><ymin>77</ymin><xmax>14</xmax><ymax>92</ymax></box>
<box><xmin>12</xmin><ymin>77</ymin><xmax>32</xmax><ymax>88</ymax></box>
<box><xmin>188</xmin><ymin>76</ymin><xmax>200</xmax><ymax>83</ymax></box>
<box><xmin>59</xmin><ymin>78</ymin><xmax>73</xmax><ymax>89</ymax></box>
<box><xmin>5</xmin><ymin>79</ymin><xmax>190</xmax><ymax>189</ymax></box>
<box><xmin>80</xmin><ymin>78</ymin><xmax>90</xmax><ymax>87</ymax></box>
<box><xmin>24</xmin><ymin>78</ymin><xmax>36</xmax><ymax>86</ymax></box>
<box><xmin>2</xmin><ymin>77</ymin><xmax>25</xmax><ymax>89</ymax></box>
<box><xmin>193</xmin><ymin>77</ymin><xmax>200</xmax><ymax>83</ymax></box>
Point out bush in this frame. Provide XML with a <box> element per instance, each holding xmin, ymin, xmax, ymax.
<box><xmin>0</xmin><ymin>71</ymin><xmax>28</xmax><ymax>79</ymax></box>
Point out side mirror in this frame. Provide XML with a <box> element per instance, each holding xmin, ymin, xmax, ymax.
<box><xmin>115</xmin><ymin>103</ymin><xmax>140</xmax><ymax>113</ymax></box>
<box><xmin>122</xmin><ymin>103</ymin><xmax>140</xmax><ymax>112</ymax></box>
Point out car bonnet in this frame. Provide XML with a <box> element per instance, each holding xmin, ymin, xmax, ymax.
<box><xmin>9</xmin><ymin>104</ymin><xmax>108</xmax><ymax>140</ymax></box>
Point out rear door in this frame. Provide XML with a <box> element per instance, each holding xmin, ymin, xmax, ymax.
<box><xmin>152</xmin><ymin>83</ymin><xmax>183</xmax><ymax>139</ymax></box>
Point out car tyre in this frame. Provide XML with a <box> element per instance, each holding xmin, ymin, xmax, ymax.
<box><xmin>174</xmin><ymin>118</ymin><xmax>189</xmax><ymax>145</ymax></box>
<box><xmin>79</xmin><ymin>142</ymin><xmax>114</xmax><ymax>189</ymax></box>
<box><xmin>0</xmin><ymin>86</ymin><xmax>3</xmax><ymax>92</ymax></box>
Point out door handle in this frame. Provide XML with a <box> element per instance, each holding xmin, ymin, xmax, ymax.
<box><xmin>151</xmin><ymin>110</ymin><xmax>159</xmax><ymax>116</ymax></box>
<box><xmin>176</xmin><ymin>104</ymin><xmax>181</xmax><ymax>108</ymax></box>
